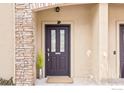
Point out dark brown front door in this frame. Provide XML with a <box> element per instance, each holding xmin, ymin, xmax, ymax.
<box><xmin>45</xmin><ymin>24</ymin><xmax>70</xmax><ymax>77</ymax></box>
<box><xmin>120</xmin><ymin>24</ymin><xmax>124</xmax><ymax>78</ymax></box>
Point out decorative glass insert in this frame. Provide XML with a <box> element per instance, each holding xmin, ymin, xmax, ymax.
<box><xmin>60</xmin><ymin>30</ymin><xmax>65</xmax><ymax>52</ymax></box>
<box><xmin>51</xmin><ymin>30</ymin><xmax>56</xmax><ymax>52</ymax></box>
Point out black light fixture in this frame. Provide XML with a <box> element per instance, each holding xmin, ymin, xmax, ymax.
<box><xmin>55</xmin><ymin>7</ymin><xmax>60</xmax><ymax>12</ymax></box>
<box><xmin>57</xmin><ymin>20</ymin><xmax>61</xmax><ymax>24</ymax></box>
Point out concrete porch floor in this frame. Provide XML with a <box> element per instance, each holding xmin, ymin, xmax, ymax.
<box><xmin>35</xmin><ymin>78</ymin><xmax>97</xmax><ymax>86</ymax></box>
<box><xmin>35</xmin><ymin>78</ymin><xmax>124</xmax><ymax>86</ymax></box>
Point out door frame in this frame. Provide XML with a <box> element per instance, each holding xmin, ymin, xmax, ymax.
<box><xmin>41</xmin><ymin>21</ymin><xmax>74</xmax><ymax>78</ymax></box>
<box><xmin>45</xmin><ymin>24</ymin><xmax>71</xmax><ymax>77</ymax></box>
<box><xmin>117</xmin><ymin>21</ymin><xmax>124</xmax><ymax>78</ymax></box>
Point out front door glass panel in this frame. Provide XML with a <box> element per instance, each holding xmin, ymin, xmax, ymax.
<box><xmin>51</xmin><ymin>30</ymin><xmax>56</xmax><ymax>52</ymax></box>
<box><xmin>60</xmin><ymin>30</ymin><xmax>65</xmax><ymax>52</ymax></box>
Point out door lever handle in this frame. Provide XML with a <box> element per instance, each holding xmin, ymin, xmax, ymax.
<box><xmin>47</xmin><ymin>48</ymin><xmax>50</xmax><ymax>52</ymax></box>
<box><xmin>48</xmin><ymin>53</ymin><xmax>50</xmax><ymax>56</ymax></box>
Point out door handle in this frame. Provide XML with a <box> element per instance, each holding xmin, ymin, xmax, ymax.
<box><xmin>48</xmin><ymin>53</ymin><xmax>50</xmax><ymax>57</ymax></box>
<box><xmin>47</xmin><ymin>48</ymin><xmax>50</xmax><ymax>52</ymax></box>
<box><xmin>55</xmin><ymin>52</ymin><xmax>61</xmax><ymax>55</ymax></box>
<box><xmin>47</xmin><ymin>53</ymin><xmax>50</xmax><ymax>61</ymax></box>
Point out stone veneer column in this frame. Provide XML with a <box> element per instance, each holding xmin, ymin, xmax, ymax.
<box><xmin>15</xmin><ymin>3</ymin><xmax>34</xmax><ymax>85</ymax></box>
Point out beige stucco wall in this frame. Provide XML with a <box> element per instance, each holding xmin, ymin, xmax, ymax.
<box><xmin>0</xmin><ymin>4</ymin><xmax>14</xmax><ymax>79</ymax></box>
<box><xmin>36</xmin><ymin>4</ymin><xmax>94</xmax><ymax>78</ymax></box>
<box><xmin>108</xmin><ymin>4</ymin><xmax>124</xmax><ymax>79</ymax></box>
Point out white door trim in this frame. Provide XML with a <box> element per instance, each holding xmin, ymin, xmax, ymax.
<box><xmin>116</xmin><ymin>21</ymin><xmax>124</xmax><ymax>78</ymax></box>
<box><xmin>41</xmin><ymin>21</ymin><xmax>75</xmax><ymax>78</ymax></box>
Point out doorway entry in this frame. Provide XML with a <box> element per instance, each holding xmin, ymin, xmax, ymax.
<box><xmin>45</xmin><ymin>24</ymin><xmax>70</xmax><ymax>77</ymax></box>
<box><xmin>120</xmin><ymin>24</ymin><xmax>124</xmax><ymax>78</ymax></box>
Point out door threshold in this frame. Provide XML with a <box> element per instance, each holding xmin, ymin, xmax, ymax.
<box><xmin>46</xmin><ymin>76</ymin><xmax>73</xmax><ymax>83</ymax></box>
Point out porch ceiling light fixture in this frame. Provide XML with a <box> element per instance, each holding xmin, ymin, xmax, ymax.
<box><xmin>57</xmin><ymin>20</ymin><xmax>61</xmax><ymax>24</ymax></box>
<box><xmin>55</xmin><ymin>6</ymin><xmax>60</xmax><ymax>12</ymax></box>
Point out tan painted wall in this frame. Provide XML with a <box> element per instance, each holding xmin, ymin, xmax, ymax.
<box><xmin>0</xmin><ymin>4</ymin><xmax>14</xmax><ymax>79</ymax></box>
<box><xmin>36</xmin><ymin>4</ymin><xmax>94</xmax><ymax>78</ymax></box>
<box><xmin>108</xmin><ymin>4</ymin><xmax>124</xmax><ymax>79</ymax></box>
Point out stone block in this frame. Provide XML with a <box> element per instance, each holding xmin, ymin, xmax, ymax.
<box><xmin>15</xmin><ymin>3</ymin><xmax>37</xmax><ymax>85</ymax></box>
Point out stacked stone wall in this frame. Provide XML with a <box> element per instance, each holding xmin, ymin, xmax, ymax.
<box><xmin>15</xmin><ymin>3</ymin><xmax>56</xmax><ymax>85</ymax></box>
